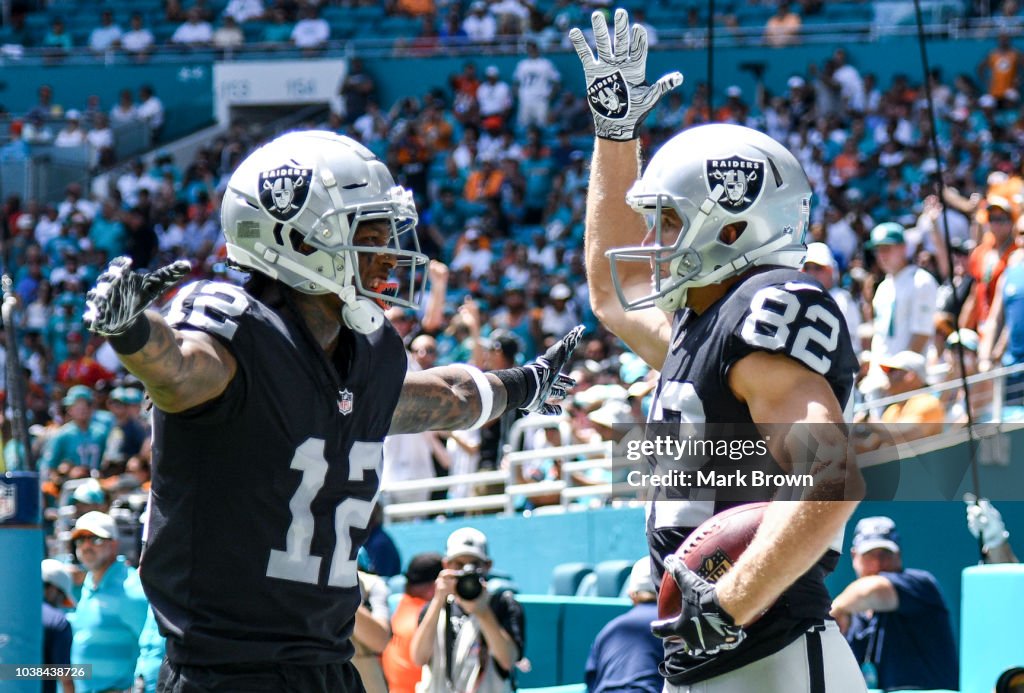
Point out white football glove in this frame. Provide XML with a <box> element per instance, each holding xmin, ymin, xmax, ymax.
<box><xmin>569</xmin><ymin>9</ymin><xmax>683</xmax><ymax>141</ymax></box>
<box><xmin>84</xmin><ymin>256</ymin><xmax>191</xmax><ymax>337</ymax></box>
<box><xmin>967</xmin><ymin>497</ymin><xmax>1010</xmax><ymax>552</ymax></box>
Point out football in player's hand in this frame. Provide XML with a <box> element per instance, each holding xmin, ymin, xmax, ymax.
<box><xmin>658</xmin><ymin>502</ymin><xmax>769</xmax><ymax>621</ymax></box>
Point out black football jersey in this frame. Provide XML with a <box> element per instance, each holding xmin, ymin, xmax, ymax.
<box><xmin>645</xmin><ymin>268</ymin><xmax>858</xmax><ymax>684</ymax></box>
<box><xmin>141</xmin><ymin>280</ymin><xmax>407</xmax><ymax>667</ymax></box>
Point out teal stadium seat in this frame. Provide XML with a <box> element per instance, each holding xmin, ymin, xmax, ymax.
<box><xmin>574</xmin><ymin>572</ymin><xmax>598</xmax><ymax>597</ymax></box>
<box><xmin>593</xmin><ymin>559</ymin><xmax>633</xmax><ymax>598</ymax></box>
<box><xmin>549</xmin><ymin>563</ymin><xmax>593</xmax><ymax>596</ymax></box>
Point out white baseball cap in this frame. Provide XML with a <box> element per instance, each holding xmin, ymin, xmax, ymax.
<box><xmin>550</xmin><ymin>283</ymin><xmax>572</xmax><ymax>301</ymax></box>
<box><xmin>446</xmin><ymin>527</ymin><xmax>490</xmax><ymax>561</ymax></box>
<box><xmin>803</xmin><ymin>242</ymin><xmax>836</xmax><ymax>269</ymax></box>
<box><xmin>41</xmin><ymin>559</ymin><xmax>77</xmax><ymax>607</ymax></box>
<box><xmin>879</xmin><ymin>351</ymin><xmax>928</xmax><ymax>382</ymax></box>
<box><xmin>71</xmin><ymin>510</ymin><xmax>116</xmax><ymax>540</ymax></box>
<box><xmin>627</xmin><ymin>558</ymin><xmax>656</xmax><ymax>594</ymax></box>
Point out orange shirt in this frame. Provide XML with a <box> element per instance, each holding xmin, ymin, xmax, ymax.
<box><xmin>881</xmin><ymin>394</ymin><xmax>945</xmax><ymax>440</ymax></box>
<box><xmin>987</xmin><ymin>48</ymin><xmax>1020</xmax><ymax>98</ymax></box>
<box><xmin>968</xmin><ymin>232</ymin><xmax>1016</xmax><ymax>327</ymax></box>
<box><xmin>382</xmin><ymin>594</ymin><xmax>429</xmax><ymax>693</ymax></box>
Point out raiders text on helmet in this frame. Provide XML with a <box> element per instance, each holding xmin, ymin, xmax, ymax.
<box><xmin>607</xmin><ymin>123</ymin><xmax>812</xmax><ymax>312</ymax></box>
<box><xmin>222</xmin><ymin>131</ymin><xmax>428</xmax><ymax>333</ymax></box>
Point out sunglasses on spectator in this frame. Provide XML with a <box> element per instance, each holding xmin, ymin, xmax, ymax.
<box><xmin>416</xmin><ymin>347</ymin><xmax>437</xmax><ymax>355</ymax></box>
<box><xmin>989</xmin><ymin>214</ymin><xmax>1012</xmax><ymax>223</ymax></box>
<box><xmin>73</xmin><ymin>536</ymin><xmax>109</xmax><ymax>547</ymax></box>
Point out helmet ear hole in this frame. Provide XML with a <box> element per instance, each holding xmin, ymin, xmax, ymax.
<box><xmin>718</xmin><ymin>221</ymin><xmax>747</xmax><ymax>246</ymax></box>
<box><xmin>288</xmin><ymin>229</ymin><xmax>317</xmax><ymax>256</ymax></box>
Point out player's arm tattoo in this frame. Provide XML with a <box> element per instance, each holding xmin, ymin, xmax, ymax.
<box><xmin>390</xmin><ymin>367</ymin><xmax>509</xmax><ymax>434</ymax></box>
<box><xmin>118</xmin><ymin>311</ymin><xmax>237</xmax><ymax>413</ymax></box>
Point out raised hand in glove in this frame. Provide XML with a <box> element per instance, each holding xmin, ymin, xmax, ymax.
<box><xmin>651</xmin><ymin>554</ymin><xmax>746</xmax><ymax>657</ymax></box>
<box><xmin>569</xmin><ymin>9</ymin><xmax>683</xmax><ymax>141</ymax></box>
<box><xmin>84</xmin><ymin>256</ymin><xmax>192</xmax><ymax>353</ymax></box>
<box><xmin>967</xmin><ymin>497</ymin><xmax>1010</xmax><ymax>552</ymax></box>
<box><xmin>521</xmin><ymin>325</ymin><xmax>584</xmax><ymax>415</ymax></box>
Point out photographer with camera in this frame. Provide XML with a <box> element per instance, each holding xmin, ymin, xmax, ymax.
<box><xmin>410</xmin><ymin>528</ymin><xmax>525</xmax><ymax>693</ymax></box>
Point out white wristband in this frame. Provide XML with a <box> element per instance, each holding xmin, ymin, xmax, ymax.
<box><xmin>454</xmin><ymin>363</ymin><xmax>494</xmax><ymax>430</ymax></box>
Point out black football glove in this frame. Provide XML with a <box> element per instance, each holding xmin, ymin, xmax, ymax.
<box><xmin>521</xmin><ymin>325</ymin><xmax>584</xmax><ymax>415</ymax></box>
<box><xmin>651</xmin><ymin>554</ymin><xmax>746</xmax><ymax>656</ymax></box>
<box><xmin>84</xmin><ymin>256</ymin><xmax>192</xmax><ymax>337</ymax></box>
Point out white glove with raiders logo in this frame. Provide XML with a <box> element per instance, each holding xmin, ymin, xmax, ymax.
<box><xmin>84</xmin><ymin>256</ymin><xmax>191</xmax><ymax>353</ymax></box>
<box><xmin>569</xmin><ymin>9</ymin><xmax>683</xmax><ymax>141</ymax></box>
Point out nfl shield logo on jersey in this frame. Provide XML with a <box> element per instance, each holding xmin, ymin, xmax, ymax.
<box><xmin>587</xmin><ymin>72</ymin><xmax>629</xmax><ymax>120</ymax></box>
<box><xmin>338</xmin><ymin>389</ymin><xmax>354</xmax><ymax>416</ymax></box>
<box><xmin>0</xmin><ymin>481</ymin><xmax>16</xmax><ymax>522</ymax></box>
<box><xmin>706</xmin><ymin>155</ymin><xmax>766</xmax><ymax>213</ymax></box>
<box><xmin>258</xmin><ymin>161</ymin><xmax>313</xmax><ymax>222</ymax></box>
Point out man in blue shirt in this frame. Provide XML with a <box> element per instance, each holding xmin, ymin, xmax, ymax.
<box><xmin>68</xmin><ymin>511</ymin><xmax>149</xmax><ymax>693</ymax></box>
<box><xmin>38</xmin><ymin>386</ymin><xmax>109</xmax><ymax>473</ymax></box>
<box><xmin>830</xmin><ymin>517</ymin><xmax>958</xmax><ymax>690</ymax></box>
<box><xmin>585</xmin><ymin>559</ymin><xmax>664</xmax><ymax>693</ymax></box>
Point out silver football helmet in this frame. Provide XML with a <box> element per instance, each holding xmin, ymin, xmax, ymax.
<box><xmin>222</xmin><ymin>130</ymin><xmax>428</xmax><ymax>333</ymax></box>
<box><xmin>608</xmin><ymin>123</ymin><xmax>812</xmax><ymax>312</ymax></box>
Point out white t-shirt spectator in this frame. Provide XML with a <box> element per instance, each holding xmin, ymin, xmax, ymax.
<box><xmin>89</xmin><ymin>24</ymin><xmax>122</xmax><ymax>51</ymax></box>
<box><xmin>121</xmin><ymin>27</ymin><xmax>154</xmax><ymax>53</ymax></box>
<box><xmin>172</xmin><ymin>19</ymin><xmax>213</xmax><ymax>45</ymax></box>
<box><xmin>223</xmin><ymin>0</ymin><xmax>264</xmax><ymax>23</ymax></box>
<box><xmin>540</xmin><ymin>304</ymin><xmax>580</xmax><ymax>337</ymax></box>
<box><xmin>291</xmin><ymin>17</ymin><xmax>329</xmax><ymax>48</ymax></box>
<box><xmin>450</xmin><ymin>242</ymin><xmax>493</xmax><ymax>278</ymax></box>
<box><xmin>834</xmin><ymin>63</ymin><xmax>865</xmax><ymax>112</ymax></box>
<box><xmin>477</xmin><ymin>80</ymin><xmax>512</xmax><ymax>117</ymax></box>
<box><xmin>117</xmin><ymin>170</ymin><xmax>161</xmax><ymax>208</ymax></box>
<box><xmin>462</xmin><ymin>12</ymin><xmax>496</xmax><ymax>42</ymax></box>
<box><xmin>110</xmin><ymin>103</ymin><xmax>139</xmax><ymax>126</ymax></box>
<box><xmin>137</xmin><ymin>95</ymin><xmax>164</xmax><ymax>132</ymax></box>
<box><xmin>513</xmin><ymin>57</ymin><xmax>560</xmax><ymax>101</ymax></box>
<box><xmin>54</xmin><ymin>125</ymin><xmax>85</xmax><ymax>148</ymax></box>
<box><xmin>871</xmin><ymin>263</ymin><xmax>939</xmax><ymax>358</ymax></box>
<box><xmin>86</xmin><ymin>126</ymin><xmax>113</xmax><ymax>153</ymax></box>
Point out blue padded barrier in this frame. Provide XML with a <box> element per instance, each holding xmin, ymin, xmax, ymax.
<box><xmin>960</xmin><ymin>564</ymin><xmax>1024</xmax><ymax>693</ymax></box>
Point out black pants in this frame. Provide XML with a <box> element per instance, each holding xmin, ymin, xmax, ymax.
<box><xmin>156</xmin><ymin>658</ymin><xmax>366</xmax><ymax>693</ymax></box>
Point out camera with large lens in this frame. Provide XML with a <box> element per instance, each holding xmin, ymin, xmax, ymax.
<box><xmin>454</xmin><ymin>564</ymin><xmax>485</xmax><ymax>600</ymax></box>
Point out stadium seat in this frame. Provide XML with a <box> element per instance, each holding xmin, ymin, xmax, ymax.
<box><xmin>574</xmin><ymin>572</ymin><xmax>598</xmax><ymax>597</ymax></box>
<box><xmin>593</xmin><ymin>559</ymin><xmax>634</xmax><ymax>598</ymax></box>
<box><xmin>549</xmin><ymin>562</ymin><xmax>593</xmax><ymax>596</ymax></box>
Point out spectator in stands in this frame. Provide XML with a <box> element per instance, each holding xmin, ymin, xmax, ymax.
<box><xmin>411</xmin><ymin>528</ymin><xmax>524</xmax><ymax>693</ymax></box>
<box><xmin>967</xmin><ymin>498</ymin><xmax>1019</xmax><ymax>564</ymax></box>
<box><xmin>451</xmin><ymin>228</ymin><xmax>493</xmax><ymax>278</ymax></box>
<box><xmin>875</xmin><ymin>351</ymin><xmax>943</xmax><ymax>435</ymax></box>
<box><xmin>70</xmin><ymin>511</ymin><xmax>150</xmax><ymax>693</ymax></box>
<box><xmin>121</xmin><ymin>13</ymin><xmax>155</xmax><ymax>57</ymax></box>
<box><xmin>978</xmin><ymin>32</ymin><xmax>1022</xmax><ymax>104</ymax></box>
<box><xmin>831</xmin><ymin>517</ymin><xmax>958</xmax><ymax>691</ymax></box>
<box><xmin>383</xmin><ymin>553</ymin><xmax>443</xmax><ymax>693</ymax></box>
<box><xmin>213</xmin><ymin>15</ymin><xmax>245</xmax><ymax>51</ymax></box>
<box><xmin>478</xmin><ymin>66</ymin><xmax>513</xmax><ymax>130</ymax></box>
<box><xmin>53</xmin><ymin>111</ymin><xmax>86</xmax><ymax>149</ymax></box>
<box><xmin>540</xmin><ymin>283</ymin><xmax>580</xmax><ymax>339</ymax></box>
<box><xmin>223</xmin><ymin>0</ymin><xmax>265</xmax><ymax>23</ymax></box>
<box><xmin>135</xmin><ymin>608</ymin><xmax>166</xmax><ymax>693</ymax></box>
<box><xmin>56</xmin><ymin>333</ymin><xmax>116</xmax><ymax>389</ymax></box>
<box><xmin>89</xmin><ymin>10</ymin><xmax>123</xmax><ymax>53</ymax></box>
<box><xmin>584</xmin><ymin>558</ymin><xmax>663</xmax><ymax>693</ymax></box>
<box><xmin>341</xmin><ymin>58</ymin><xmax>377</xmax><ymax>125</ymax></box>
<box><xmin>42</xmin><ymin>558</ymin><xmax>76</xmax><ymax>693</ymax></box>
<box><xmin>86</xmin><ymin>113</ymin><xmax>114</xmax><ymax>170</ymax></box>
<box><xmin>261</xmin><ymin>6</ymin><xmax>294</xmax><ymax>43</ymax></box>
<box><xmin>463</xmin><ymin>1</ymin><xmax>497</xmax><ymax>43</ymax></box>
<box><xmin>42</xmin><ymin>17</ymin><xmax>73</xmax><ymax>57</ymax></box>
<box><xmin>136</xmin><ymin>85</ymin><xmax>165</xmax><ymax>141</ymax></box>
<box><xmin>942</xmin><ymin>329</ymin><xmax>995</xmax><ymax>424</ymax></box>
<box><xmin>171</xmin><ymin>7</ymin><xmax>213</xmax><ymax>47</ymax></box>
<box><xmin>102</xmin><ymin>387</ymin><xmax>148</xmax><ymax>468</ymax></box>
<box><xmin>110</xmin><ymin>89</ymin><xmax>139</xmax><ymax>128</ymax></box>
<box><xmin>979</xmin><ymin>219</ymin><xmax>1024</xmax><ymax>398</ymax></box>
<box><xmin>764</xmin><ymin>2</ymin><xmax>801</xmax><ymax>48</ymax></box>
<box><xmin>513</xmin><ymin>41</ymin><xmax>560</xmax><ymax>129</ymax></box>
<box><xmin>0</xmin><ymin>120</ymin><xmax>29</xmax><ymax>162</ymax></box>
<box><xmin>23</xmin><ymin>111</ymin><xmax>57</xmax><ymax>145</ymax></box>
<box><xmin>863</xmin><ymin>223</ymin><xmax>938</xmax><ymax>394</ymax></box>
<box><xmin>291</xmin><ymin>5</ymin><xmax>330</xmax><ymax>51</ymax></box>
<box><xmin>972</xmin><ymin>194</ymin><xmax>1019</xmax><ymax>327</ymax></box>
<box><xmin>39</xmin><ymin>385</ymin><xmax>108</xmax><ymax>473</ymax></box>
<box><xmin>802</xmin><ymin>243</ymin><xmax>861</xmax><ymax>340</ymax></box>
<box><xmin>89</xmin><ymin>198</ymin><xmax>127</xmax><ymax>260</ymax></box>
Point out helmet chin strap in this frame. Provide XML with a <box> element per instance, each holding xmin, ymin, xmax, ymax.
<box><xmin>253</xmin><ymin>242</ymin><xmax>384</xmax><ymax>335</ymax></box>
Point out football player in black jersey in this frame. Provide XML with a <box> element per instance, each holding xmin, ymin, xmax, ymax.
<box><xmin>82</xmin><ymin>131</ymin><xmax>583</xmax><ymax>692</ymax></box>
<box><xmin>571</xmin><ymin>10</ymin><xmax>866</xmax><ymax>692</ymax></box>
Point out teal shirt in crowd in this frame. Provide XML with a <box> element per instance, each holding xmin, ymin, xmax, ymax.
<box><xmin>39</xmin><ymin>421</ymin><xmax>108</xmax><ymax>472</ymax></box>
<box><xmin>69</xmin><ymin>556</ymin><xmax>149</xmax><ymax>693</ymax></box>
<box><xmin>134</xmin><ymin>607</ymin><xmax>166</xmax><ymax>693</ymax></box>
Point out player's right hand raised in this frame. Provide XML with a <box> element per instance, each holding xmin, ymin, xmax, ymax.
<box><xmin>84</xmin><ymin>256</ymin><xmax>192</xmax><ymax>337</ymax></box>
<box><xmin>569</xmin><ymin>8</ymin><xmax>683</xmax><ymax>141</ymax></box>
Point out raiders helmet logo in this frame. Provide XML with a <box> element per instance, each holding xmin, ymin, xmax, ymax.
<box><xmin>696</xmin><ymin>547</ymin><xmax>734</xmax><ymax>583</ymax></box>
<box><xmin>706</xmin><ymin>156</ymin><xmax>766</xmax><ymax>213</ymax></box>
<box><xmin>258</xmin><ymin>162</ymin><xmax>313</xmax><ymax>222</ymax></box>
<box><xmin>587</xmin><ymin>72</ymin><xmax>629</xmax><ymax>120</ymax></box>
